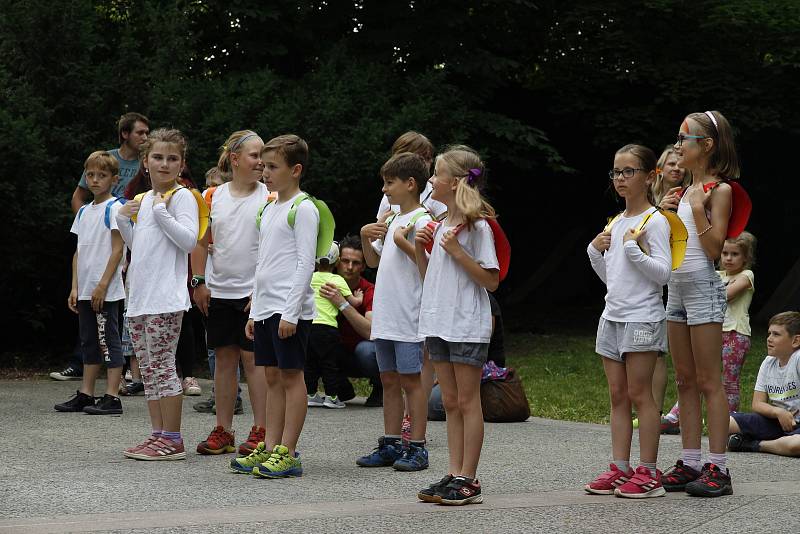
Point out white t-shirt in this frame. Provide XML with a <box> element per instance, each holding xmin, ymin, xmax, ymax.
<box><xmin>70</xmin><ymin>198</ymin><xmax>125</xmax><ymax>302</ymax></box>
<box><xmin>418</xmin><ymin>219</ymin><xmax>499</xmax><ymax>343</ymax></box>
<box><xmin>587</xmin><ymin>208</ymin><xmax>672</xmax><ymax>322</ymax></box>
<box><xmin>755</xmin><ymin>350</ymin><xmax>800</xmax><ymax>423</ymax></box>
<box><xmin>206</xmin><ymin>182</ymin><xmax>268</xmax><ymax>299</ymax></box>
<box><xmin>116</xmin><ymin>189</ymin><xmax>199</xmax><ymax>316</ymax></box>
<box><xmin>370</xmin><ymin>207</ymin><xmax>432</xmax><ymax>342</ymax></box>
<box><xmin>249</xmin><ymin>192</ymin><xmax>319</xmax><ymax>324</ymax></box>
<box><xmin>376</xmin><ymin>182</ymin><xmax>447</xmax><ymax>221</ymax></box>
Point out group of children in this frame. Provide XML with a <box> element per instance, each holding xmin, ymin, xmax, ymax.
<box><xmin>587</xmin><ymin>109</ymin><xmax>800</xmax><ymax>501</ymax></box>
<box><xmin>60</xmin><ymin>127</ymin><xmax>499</xmax><ymax>505</ymax></box>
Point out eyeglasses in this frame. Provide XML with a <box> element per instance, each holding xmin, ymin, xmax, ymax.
<box><xmin>608</xmin><ymin>168</ymin><xmax>645</xmax><ymax>181</ymax></box>
<box><xmin>675</xmin><ymin>133</ymin><xmax>706</xmax><ymax>147</ymax></box>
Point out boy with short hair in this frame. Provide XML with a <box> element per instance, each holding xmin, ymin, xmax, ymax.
<box><xmin>357</xmin><ymin>152</ymin><xmax>432</xmax><ymax>471</ymax></box>
<box><xmin>244</xmin><ymin>134</ymin><xmax>317</xmax><ymax>478</ymax></box>
<box><xmin>727</xmin><ymin>311</ymin><xmax>800</xmax><ymax>457</ymax></box>
<box><xmin>56</xmin><ymin>151</ymin><xmax>126</xmax><ymax>415</ymax></box>
<box><xmin>305</xmin><ymin>242</ymin><xmax>362</xmax><ymax>409</ymax></box>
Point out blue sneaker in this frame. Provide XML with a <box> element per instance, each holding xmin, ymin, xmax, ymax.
<box><xmin>356</xmin><ymin>437</ymin><xmax>403</xmax><ymax>467</ymax></box>
<box><xmin>392</xmin><ymin>443</ymin><xmax>429</xmax><ymax>471</ymax></box>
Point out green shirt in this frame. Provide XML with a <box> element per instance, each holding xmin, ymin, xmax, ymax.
<box><xmin>311</xmin><ymin>272</ymin><xmax>352</xmax><ymax>327</ymax></box>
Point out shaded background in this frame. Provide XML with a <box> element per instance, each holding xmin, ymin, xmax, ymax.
<box><xmin>2</xmin><ymin>0</ymin><xmax>798</xmax><ymax>364</ymax></box>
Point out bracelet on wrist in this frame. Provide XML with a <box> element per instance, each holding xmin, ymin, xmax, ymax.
<box><xmin>338</xmin><ymin>301</ymin><xmax>351</xmax><ymax>312</ymax></box>
<box><xmin>697</xmin><ymin>225</ymin><xmax>713</xmax><ymax>236</ymax></box>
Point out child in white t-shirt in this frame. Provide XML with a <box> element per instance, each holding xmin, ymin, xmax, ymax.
<box><xmin>115</xmin><ymin>129</ymin><xmax>200</xmax><ymax>461</ymax></box>
<box><xmin>728</xmin><ymin>312</ymin><xmax>800</xmax><ymax>457</ymax></box>
<box><xmin>55</xmin><ymin>151</ymin><xmax>126</xmax><ymax>416</ymax></box>
<box><xmin>357</xmin><ymin>152</ymin><xmax>432</xmax><ymax>472</ymax></box>
<box><xmin>414</xmin><ymin>145</ymin><xmax>500</xmax><ymax>506</ymax></box>
<box><xmin>585</xmin><ymin>145</ymin><xmax>671</xmax><ymax>499</ymax></box>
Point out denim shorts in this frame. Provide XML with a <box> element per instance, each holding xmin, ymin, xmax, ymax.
<box><xmin>595</xmin><ymin>318</ymin><xmax>668</xmax><ymax>362</ymax></box>
<box><xmin>732</xmin><ymin>412</ymin><xmax>800</xmax><ymax>440</ymax></box>
<box><xmin>375</xmin><ymin>338</ymin><xmax>423</xmax><ymax>374</ymax></box>
<box><xmin>666</xmin><ymin>269</ymin><xmax>726</xmax><ymax>325</ymax></box>
<box><xmin>425</xmin><ymin>336</ymin><xmax>488</xmax><ymax>368</ymax></box>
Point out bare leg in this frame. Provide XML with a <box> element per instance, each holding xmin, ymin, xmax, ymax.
<box><xmin>131</xmin><ymin>356</ymin><xmax>142</xmax><ymax>381</ymax></box>
<box><xmin>668</xmin><ymin>322</ymin><xmax>702</xmax><ymax>450</ymax></box>
<box><xmin>690</xmin><ymin>323</ymin><xmax>727</xmax><ymax>454</ymax></box>
<box><xmin>147</xmin><ymin>400</ymin><xmax>163</xmax><ymax>431</ymax></box>
<box><xmin>105</xmin><ymin>366</ymin><xmax>123</xmax><ymax>397</ymax></box>
<box><xmin>214</xmin><ymin>346</ymin><xmax>240</xmax><ymax>430</ymax></box>
<box><xmin>625</xmin><ymin>352</ymin><xmax>659</xmax><ymax>464</ymax></box>
<box><xmin>381</xmin><ymin>372</ymin><xmax>403</xmax><ymax>436</ymax></box>
<box><xmin>241</xmin><ymin>350</ymin><xmax>267</xmax><ymax>428</ymax></box>
<box><xmin>453</xmin><ymin>363</ymin><xmax>483</xmax><ymax>479</ymax></box>
<box><xmin>652</xmin><ymin>356</ymin><xmax>668</xmax><ymax>414</ymax></box>
<box><xmin>264</xmin><ymin>366</ymin><xmax>284</xmax><ymax>449</ymax></box>
<box><xmin>400</xmin><ymin>373</ymin><xmax>427</xmax><ymax>441</ymax></box>
<box><xmin>602</xmin><ymin>357</ymin><xmax>632</xmax><ymax>463</ymax></box>
<box><xmin>434</xmin><ymin>361</ymin><xmax>462</xmax><ymax>475</ymax></box>
<box><xmin>758</xmin><ymin>435</ymin><xmax>800</xmax><ymax>457</ymax></box>
<box><xmin>80</xmin><ymin>364</ymin><xmax>101</xmax><ymax>397</ymax></box>
<box><xmin>159</xmin><ymin>395</ymin><xmax>183</xmax><ymax>433</ymax></box>
<box><xmin>279</xmin><ymin>369</ymin><xmax>307</xmax><ymax>455</ymax></box>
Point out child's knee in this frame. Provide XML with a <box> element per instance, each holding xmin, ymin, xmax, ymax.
<box><xmin>380</xmin><ymin>372</ymin><xmax>400</xmax><ymax>389</ymax></box>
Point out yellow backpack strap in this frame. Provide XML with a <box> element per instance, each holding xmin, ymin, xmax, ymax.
<box><xmin>636</xmin><ymin>208</ymin><xmax>657</xmax><ymax>232</ymax></box>
<box><xmin>604</xmin><ymin>212</ymin><xmax>623</xmax><ymax>232</ymax></box>
<box><xmin>130</xmin><ymin>192</ymin><xmax>148</xmax><ymax>222</ymax></box>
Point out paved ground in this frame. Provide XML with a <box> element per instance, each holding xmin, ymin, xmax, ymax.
<box><xmin>1</xmin><ymin>378</ymin><xmax>798</xmax><ymax>533</ymax></box>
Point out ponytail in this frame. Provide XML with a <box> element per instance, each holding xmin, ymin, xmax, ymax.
<box><xmin>218</xmin><ymin>130</ymin><xmax>262</xmax><ymax>174</ymax></box>
<box><xmin>437</xmin><ymin>145</ymin><xmax>496</xmax><ymax>228</ymax></box>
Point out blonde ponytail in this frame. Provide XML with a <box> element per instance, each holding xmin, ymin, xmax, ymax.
<box><xmin>218</xmin><ymin>130</ymin><xmax>261</xmax><ymax>174</ymax></box>
<box><xmin>437</xmin><ymin>145</ymin><xmax>496</xmax><ymax>228</ymax></box>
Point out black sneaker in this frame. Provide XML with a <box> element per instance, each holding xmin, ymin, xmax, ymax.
<box><xmin>54</xmin><ymin>391</ymin><xmax>95</xmax><ymax>412</ymax></box>
<box><xmin>364</xmin><ymin>385</ymin><xmax>383</xmax><ymax>407</ymax></box>
<box><xmin>193</xmin><ymin>396</ymin><xmax>215</xmax><ymax>413</ymax></box>
<box><xmin>438</xmin><ymin>476</ymin><xmax>483</xmax><ymax>505</ymax></box>
<box><xmin>662</xmin><ymin>459</ymin><xmax>702</xmax><ymax>492</ymax></box>
<box><xmin>212</xmin><ymin>397</ymin><xmax>243</xmax><ymax>415</ymax></box>
<box><xmin>49</xmin><ymin>366</ymin><xmax>83</xmax><ymax>381</ymax></box>
<box><xmin>84</xmin><ymin>394</ymin><xmax>123</xmax><ymax>415</ymax></box>
<box><xmin>685</xmin><ymin>463</ymin><xmax>733</xmax><ymax>497</ymax></box>
<box><xmin>120</xmin><ymin>381</ymin><xmax>144</xmax><ymax>396</ymax></box>
<box><xmin>417</xmin><ymin>474</ymin><xmax>454</xmax><ymax>503</ymax></box>
<box><xmin>728</xmin><ymin>433</ymin><xmax>761</xmax><ymax>453</ymax></box>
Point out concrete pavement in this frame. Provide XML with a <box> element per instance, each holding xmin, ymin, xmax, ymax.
<box><xmin>0</xmin><ymin>378</ymin><xmax>797</xmax><ymax>533</ymax></box>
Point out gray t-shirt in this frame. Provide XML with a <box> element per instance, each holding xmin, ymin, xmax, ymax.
<box><xmin>754</xmin><ymin>349</ymin><xmax>800</xmax><ymax>422</ymax></box>
<box><xmin>78</xmin><ymin>148</ymin><xmax>140</xmax><ymax>198</ymax></box>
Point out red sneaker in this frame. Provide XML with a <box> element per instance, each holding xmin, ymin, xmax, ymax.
<box><xmin>123</xmin><ymin>436</ymin><xmax>158</xmax><ymax>458</ymax></box>
<box><xmin>196</xmin><ymin>425</ymin><xmax>236</xmax><ymax>455</ymax></box>
<box><xmin>614</xmin><ymin>466</ymin><xmax>666</xmax><ymax>498</ymax></box>
<box><xmin>584</xmin><ymin>464</ymin><xmax>633</xmax><ymax>495</ymax></box>
<box><xmin>238</xmin><ymin>425</ymin><xmax>266</xmax><ymax>456</ymax></box>
<box><xmin>129</xmin><ymin>437</ymin><xmax>186</xmax><ymax>461</ymax></box>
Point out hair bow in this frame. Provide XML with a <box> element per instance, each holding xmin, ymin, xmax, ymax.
<box><xmin>467</xmin><ymin>168</ymin><xmax>482</xmax><ymax>184</ymax></box>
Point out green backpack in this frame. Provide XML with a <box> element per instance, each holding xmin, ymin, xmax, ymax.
<box><xmin>256</xmin><ymin>193</ymin><xmax>335</xmax><ymax>259</ymax></box>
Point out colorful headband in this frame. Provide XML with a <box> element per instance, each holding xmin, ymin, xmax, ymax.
<box><xmin>466</xmin><ymin>168</ymin><xmax>482</xmax><ymax>184</ymax></box>
<box><xmin>704</xmin><ymin>111</ymin><xmax>718</xmax><ymax>131</ymax></box>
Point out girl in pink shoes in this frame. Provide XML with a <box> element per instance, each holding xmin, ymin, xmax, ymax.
<box><xmin>116</xmin><ymin>129</ymin><xmax>200</xmax><ymax>460</ymax></box>
<box><xmin>658</xmin><ymin>111</ymin><xmax>739</xmax><ymax>497</ymax></box>
<box><xmin>585</xmin><ymin>144</ymin><xmax>671</xmax><ymax>498</ymax></box>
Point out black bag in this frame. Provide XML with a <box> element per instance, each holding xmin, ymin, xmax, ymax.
<box><xmin>480</xmin><ymin>367</ymin><xmax>531</xmax><ymax>422</ymax></box>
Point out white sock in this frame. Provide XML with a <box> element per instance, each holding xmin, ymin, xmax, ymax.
<box><xmin>613</xmin><ymin>459</ymin><xmax>631</xmax><ymax>473</ymax></box>
<box><xmin>641</xmin><ymin>462</ymin><xmax>657</xmax><ymax>478</ymax></box>
<box><xmin>682</xmin><ymin>449</ymin><xmax>702</xmax><ymax>472</ymax></box>
<box><xmin>707</xmin><ymin>452</ymin><xmax>727</xmax><ymax>470</ymax></box>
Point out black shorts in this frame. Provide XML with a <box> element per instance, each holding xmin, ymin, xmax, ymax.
<box><xmin>732</xmin><ymin>412</ymin><xmax>800</xmax><ymax>440</ymax></box>
<box><xmin>253</xmin><ymin>313</ymin><xmax>311</xmax><ymax>369</ymax></box>
<box><xmin>78</xmin><ymin>299</ymin><xmax>124</xmax><ymax>368</ymax></box>
<box><xmin>207</xmin><ymin>297</ymin><xmax>254</xmax><ymax>352</ymax></box>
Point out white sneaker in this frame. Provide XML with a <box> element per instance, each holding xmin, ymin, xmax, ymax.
<box><xmin>307</xmin><ymin>392</ymin><xmax>325</xmax><ymax>407</ymax></box>
<box><xmin>183</xmin><ymin>377</ymin><xmax>202</xmax><ymax>396</ymax></box>
<box><xmin>323</xmin><ymin>395</ymin><xmax>346</xmax><ymax>409</ymax></box>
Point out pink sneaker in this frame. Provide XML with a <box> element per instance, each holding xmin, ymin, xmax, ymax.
<box><xmin>584</xmin><ymin>463</ymin><xmax>634</xmax><ymax>495</ymax></box>
<box><xmin>615</xmin><ymin>466</ymin><xmax>666</xmax><ymax>498</ymax></box>
<box><xmin>123</xmin><ymin>436</ymin><xmax>158</xmax><ymax>458</ymax></box>
<box><xmin>127</xmin><ymin>437</ymin><xmax>186</xmax><ymax>461</ymax></box>
<box><xmin>401</xmin><ymin>415</ymin><xmax>412</xmax><ymax>443</ymax></box>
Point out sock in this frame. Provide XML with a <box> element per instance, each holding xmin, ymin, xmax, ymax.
<box><xmin>151</xmin><ymin>429</ymin><xmax>163</xmax><ymax>438</ymax></box>
<box><xmin>707</xmin><ymin>452</ymin><xmax>727</xmax><ymax>470</ymax></box>
<box><xmin>410</xmin><ymin>439</ymin><xmax>426</xmax><ymax>448</ymax></box>
<box><xmin>641</xmin><ymin>461</ymin><xmax>657</xmax><ymax>478</ymax></box>
<box><xmin>682</xmin><ymin>449</ymin><xmax>702</xmax><ymax>471</ymax></box>
<box><xmin>613</xmin><ymin>459</ymin><xmax>631</xmax><ymax>473</ymax></box>
<box><xmin>162</xmin><ymin>430</ymin><xmax>182</xmax><ymax>444</ymax></box>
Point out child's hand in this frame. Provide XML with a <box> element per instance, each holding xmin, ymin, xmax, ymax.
<box><xmin>377</xmin><ymin>209</ymin><xmax>393</xmax><ymax>223</ymax></box>
<box><xmin>67</xmin><ymin>289</ymin><xmax>78</xmax><ymax>314</ymax></box>
<box><xmin>415</xmin><ymin>223</ymin><xmax>434</xmax><ymax>248</ymax></box>
<box><xmin>440</xmin><ymin>228</ymin><xmax>464</xmax><ymax>258</ymax></box>
<box><xmin>152</xmin><ymin>192</ymin><xmax>167</xmax><ymax>207</ymax></box>
<box><xmin>118</xmin><ymin>200</ymin><xmax>140</xmax><ymax>219</ymax></box>
<box><xmin>244</xmin><ymin>295</ymin><xmax>252</xmax><ymax>313</ymax></box>
<box><xmin>350</xmin><ymin>288</ymin><xmax>364</xmax><ymax>308</ymax></box>
<box><xmin>245</xmin><ymin>319</ymin><xmax>255</xmax><ymax>340</ymax></box>
<box><xmin>659</xmin><ymin>187</ymin><xmax>682</xmax><ymax>211</ymax></box>
<box><xmin>193</xmin><ymin>284</ymin><xmax>211</xmax><ymax>316</ymax></box>
<box><xmin>591</xmin><ymin>231</ymin><xmax>611</xmax><ymax>252</ymax></box>
<box><xmin>361</xmin><ymin>222</ymin><xmax>388</xmax><ymax>241</ymax></box>
<box><xmin>683</xmin><ymin>183</ymin><xmax>712</xmax><ymax>209</ymax></box>
<box><xmin>393</xmin><ymin>224</ymin><xmax>414</xmax><ymax>246</ymax></box>
<box><xmin>91</xmin><ymin>283</ymin><xmax>108</xmax><ymax>312</ymax></box>
<box><xmin>278</xmin><ymin>319</ymin><xmax>296</xmax><ymax>339</ymax></box>
<box><xmin>208</xmin><ymin>243</ymin><xmax>215</xmax><ymax>255</ymax></box>
<box><xmin>777</xmin><ymin>408</ymin><xmax>796</xmax><ymax>432</ymax></box>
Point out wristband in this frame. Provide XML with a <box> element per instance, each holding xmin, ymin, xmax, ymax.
<box><xmin>191</xmin><ymin>275</ymin><xmax>206</xmax><ymax>288</ymax></box>
<box><xmin>338</xmin><ymin>301</ymin><xmax>351</xmax><ymax>312</ymax></box>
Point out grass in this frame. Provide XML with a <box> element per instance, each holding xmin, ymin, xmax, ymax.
<box><xmin>507</xmin><ymin>331</ymin><xmax>767</xmax><ymax>425</ymax></box>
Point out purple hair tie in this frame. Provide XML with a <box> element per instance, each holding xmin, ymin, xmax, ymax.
<box><xmin>467</xmin><ymin>168</ymin><xmax>482</xmax><ymax>184</ymax></box>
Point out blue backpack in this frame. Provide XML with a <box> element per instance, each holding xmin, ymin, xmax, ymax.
<box><xmin>77</xmin><ymin>197</ymin><xmax>127</xmax><ymax>229</ymax></box>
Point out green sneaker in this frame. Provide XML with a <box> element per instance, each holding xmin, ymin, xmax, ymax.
<box><xmin>252</xmin><ymin>445</ymin><xmax>303</xmax><ymax>478</ymax></box>
<box><xmin>229</xmin><ymin>442</ymin><xmax>272</xmax><ymax>474</ymax></box>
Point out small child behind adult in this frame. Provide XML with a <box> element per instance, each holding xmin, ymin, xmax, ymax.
<box><xmin>305</xmin><ymin>242</ymin><xmax>363</xmax><ymax>409</ymax></box>
<box><xmin>727</xmin><ymin>311</ymin><xmax>800</xmax><ymax>457</ymax></box>
<box><xmin>56</xmin><ymin>151</ymin><xmax>126</xmax><ymax>416</ymax></box>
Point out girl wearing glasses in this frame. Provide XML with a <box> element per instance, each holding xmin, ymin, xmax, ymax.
<box><xmin>585</xmin><ymin>144</ymin><xmax>671</xmax><ymax>498</ymax></box>
<box><xmin>658</xmin><ymin>111</ymin><xmax>739</xmax><ymax>497</ymax></box>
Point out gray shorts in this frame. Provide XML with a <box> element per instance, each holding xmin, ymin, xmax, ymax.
<box><xmin>666</xmin><ymin>269</ymin><xmax>726</xmax><ymax>325</ymax></box>
<box><xmin>426</xmin><ymin>337</ymin><xmax>488</xmax><ymax>368</ymax></box>
<box><xmin>595</xmin><ymin>318</ymin><xmax>668</xmax><ymax>362</ymax></box>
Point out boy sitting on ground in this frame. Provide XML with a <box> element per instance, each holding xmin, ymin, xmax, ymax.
<box><xmin>728</xmin><ymin>311</ymin><xmax>800</xmax><ymax>457</ymax></box>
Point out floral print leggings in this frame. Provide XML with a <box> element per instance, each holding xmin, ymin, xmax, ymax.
<box><xmin>667</xmin><ymin>330</ymin><xmax>751</xmax><ymax>419</ymax></box>
<box><xmin>129</xmin><ymin>312</ymin><xmax>184</xmax><ymax>400</ymax></box>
